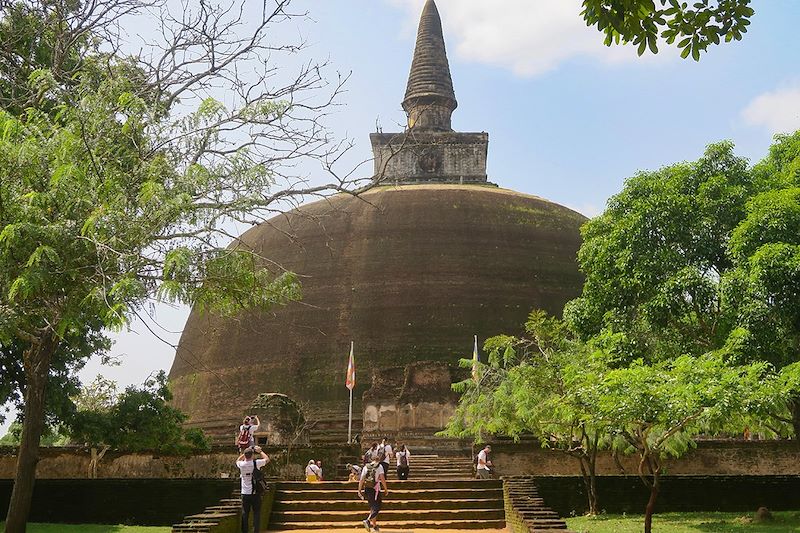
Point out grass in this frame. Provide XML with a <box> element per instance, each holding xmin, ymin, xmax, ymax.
<box><xmin>566</xmin><ymin>512</ymin><xmax>800</xmax><ymax>533</ymax></box>
<box><xmin>0</xmin><ymin>524</ymin><xmax>170</xmax><ymax>532</ymax></box>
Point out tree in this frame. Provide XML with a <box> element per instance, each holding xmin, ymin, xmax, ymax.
<box><xmin>71</xmin><ymin>371</ymin><xmax>210</xmax><ymax>454</ymax></box>
<box><xmin>725</xmin><ymin>133</ymin><xmax>800</xmax><ymax>435</ymax></box>
<box><xmin>581</xmin><ymin>0</ymin><xmax>755</xmax><ymax>59</ymax></box>
<box><xmin>441</xmin><ymin>311</ymin><xmax>609</xmax><ymax>515</ymax></box>
<box><xmin>589</xmin><ymin>353</ymin><xmax>769</xmax><ymax>533</ymax></box>
<box><xmin>564</xmin><ymin>135</ymin><xmax>800</xmax><ymax>438</ymax></box>
<box><xmin>0</xmin><ymin>1</ymin><xmax>374</xmax><ymax>530</ymax></box>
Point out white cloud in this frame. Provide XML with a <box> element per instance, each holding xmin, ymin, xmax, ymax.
<box><xmin>742</xmin><ymin>82</ymin><xmax>800</xmax><ymax>135</ymax></box>
<box><xmin>388</xmin><ymin>0</ymin><xmax>669</xmax><ymax>77</ymax></box>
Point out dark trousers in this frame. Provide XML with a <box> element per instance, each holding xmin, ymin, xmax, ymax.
<box><xmin>365</xmin><ymin>487</ymin><xmax>382</xmax><ymax>522</ymax></box>
<box><xmin>380</xmin><ymin>461</ymin><xmax>389</xmax><ymax>479</ymax></box>
<box><xmin>241</xmin><ymin>493</ymin><xmax>262</xmax><ymax>533</ymax></box>
<box><xmin>397</xmin><ymin>465</ymin><xmax>409</xmax><ymax>480</ymax></box>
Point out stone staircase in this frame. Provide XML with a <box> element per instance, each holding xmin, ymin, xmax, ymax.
<box><xmin>389</xmin><ymin>452</ymin><xmax>474</xmax><ymax>479</ymax></box>
<box><xmin>268</xmin><ymin>478</ymin><xmax>505</xmax><ymax>530</ymax></box>
<box><xmin>171</xmin><ymin>490</ymin><xmax>244</xmax><ymax>532</ymax></box>
<box><xmin>503</xmin><ymin>476</ymin><xmax>575</xmax><ymax>532</ymax></box>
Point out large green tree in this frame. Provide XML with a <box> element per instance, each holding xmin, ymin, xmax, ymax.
<box><xmin>0</xmin><ymin>1</ymin><xmax>369</xmax><ymax>530</ymax></box>
<box><xmin>442</xmin><ymin>311</ymin><xmax>610</xmax><ymax>515</ymax></box>
<box><xmin>565</xmin><ymin>133</ymin><xmax>800</xmax><ymax>437</ymax></box>
<box><xmin>581</xmin><ymin>0</ymin><xmax>755</xmax><ymax>59</ymax></box>
<box><xmin>588</xmin><ymin>353</ymin><xmax>769</xmax><ymax>533</ymax></box>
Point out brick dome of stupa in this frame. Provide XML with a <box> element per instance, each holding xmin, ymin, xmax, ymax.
<box><xmin>167</xmin><ymin>1</ymin><xmax>586</xmax><ymax>435</ymax></box>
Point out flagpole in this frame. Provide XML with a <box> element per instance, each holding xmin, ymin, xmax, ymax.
<box><xmin>347</xmin><ymin>341</ymin><xmax>354</xmax><ymax>444</ymax></box>
<box><xmin>348</xmin><ymin>387</ymin><xmax>353</xmax><ymax>444</ymax></box>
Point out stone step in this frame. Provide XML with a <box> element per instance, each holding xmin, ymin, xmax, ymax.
<box><xmin>522</xmin><ymin>519</ymin><xmax>569</xmax><ymax>529</ymax></box>
<box><xmin>268</xmin><ymin>518</ymin><xmax>507</xmax><ymax>530</ymax></box>
<box><xmin>274</xmin><ymin>497</ymin><xmax>504</xmax><ymax>512</ymax></box>
<box><xmin>273</xmin><ymin>508</ymin><xmax>505</xmax><ymax>523</ymax></box>
<box><xmin>277</xmin><ymin>487</ymin><xmax>503</xmax><ymax>501</ymax></box>
<box><xmin>276</xmin><ymin>479</ymin><xmax>500</xmax><ymax>491</ymax></box>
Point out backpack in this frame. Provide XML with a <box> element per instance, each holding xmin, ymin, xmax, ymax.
<box><xmin>364</xmin><ymin>463</ymin><xmax>378</xmax><ymax>484</ymax></box>
<box><xmin>399</xmin><ymin>452</ymin><xmax>408</xmax><ymax>467</ymax></box>
<box><xmin>237</xmin><ymin>426</ymin><xmax>251</xmax><ymax>448</ymax></box>
<box><xmin>362</xmin><ymin>449</ymin><xmax>372</xmax><ymax>465</ymax></box>
<box><xmin>252</xmin><ymin>459</ymin><xmax>268</xmax><ymax>494</ymax></box>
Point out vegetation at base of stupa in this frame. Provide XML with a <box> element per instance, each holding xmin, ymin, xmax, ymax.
<box><xmin>0</xmin><ymin>0</ymin><xmax>368</xmax><ymax>530</ymax></box>
<box><xmin>443</xmin><ymin>132</ymin><xmax>800</xmax><ymax>533</ymax></box>
<box><xmin>582</xmin><ymin>0</ymin><xmax>755</xmax><ymax>60</ymax></box>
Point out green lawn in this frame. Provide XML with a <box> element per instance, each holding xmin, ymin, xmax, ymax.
<box><xmin>0</xmin><ymin>525</ymin><xmax>170</xmax><ymax>533</ymax></box>
<box><xmin>567</xmin><ymin>512</ymin><xmax>800</xmax><ymax>533</ymax></box>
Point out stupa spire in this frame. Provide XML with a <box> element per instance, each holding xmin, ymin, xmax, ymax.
<box><xmin>402</xmin><ymin>0</ymin><xmax>457</xmax><ymax>131</ymax></box>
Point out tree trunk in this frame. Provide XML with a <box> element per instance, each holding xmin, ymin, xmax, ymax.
<box><xmin>4</xmin><ymin>333</ymin><xmax>57</xmax><ymax>533</ymax></box>
<box><xmin>643</xmin><ymin>471</ymin><xmax>660</xmax><ymax>533</ymax></box>
<box><xmin>577</xmin><ymin>453</ymin><xmax>600</xmax><ymax>515</ymax></box>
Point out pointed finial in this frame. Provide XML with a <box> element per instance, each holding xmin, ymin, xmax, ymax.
<box><xmin>402</xmin><ymin>0</ymin><xmax>457</xmax><ymax>131</ymax></box>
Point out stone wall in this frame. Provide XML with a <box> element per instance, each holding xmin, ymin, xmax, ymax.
<box><xmin>0</xmin><ymin>478</ymin><xmax>235</xmax><ymax>526</ymax></box>
<box><xmin>370</xmin><ymin>131</ymin><xmax>489</xmax><ymax>184</ymax></box>
<box><xmin>0</xmin><ymin>443</ymin><xmax>358</xmax><ymax>480</ymax></box>
<box><xmin>490</xmin><ymin>439</ymin><xmax>800</xmax><ymax>477</ymax></box>
<box><xmin>533</xmin><ymin>475</ymin><xmax>800</xmax><ymax>516</ymax></box>
<box><xmin>361</xmin><ymin>361</ymin><xmax>460</xmax><ymax>435</ymax></box>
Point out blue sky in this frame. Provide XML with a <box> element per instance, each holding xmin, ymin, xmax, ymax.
<box><xmin>3</xmin><ymin>0</ymin><xmax>800</xmax><ymax>434</ymax></box>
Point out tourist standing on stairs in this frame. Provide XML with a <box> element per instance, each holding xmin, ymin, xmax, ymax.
<box><xmin>236</xmin><ymin>446</ymin><xmax>270</xmax><ymax>533</ymax></box>
<box><xmin>379</xmin><ymin>437</ymin><xmax>392</xmax><ymax>478</ymax></box>
<box><xmin>358</xmin><ymin>452</ymin><xmax>388</xmax><ymax>532</ymax></box>
<box><xmin>476</xmin><ymin>444</ymin><xmax>493</xmax><ymax>479</ymax></box>
<box><xmin>305</xmin><ymin>459</ymin><xmax>322</xmax><ymax>482</ymax></box>
<box><xmin>236</xmin><ymin>415</ymin><xmax>260</xmax><ymax>452</ymax></box>
<box><xmin>395</xmin><ymin>444</ymin><xmax>410</xmax><ymax>480</ymax></box>
<box><xmin>365</xmin><ymin>442</ymin><xmax>379</xmax><ymax>465</ymax></box>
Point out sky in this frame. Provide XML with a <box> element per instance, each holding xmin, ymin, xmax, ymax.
<box><xmin>3</xmin><ymin>0</ymin><xmax>800</xmax><ymax>434</ymax></box>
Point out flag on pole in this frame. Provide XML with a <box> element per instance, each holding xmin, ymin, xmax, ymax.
<box><xmin>345</xmin><ymin>341</ymin><xmax>356</xmax><ymax>391</ymax></box>
<box><xmin>471</xmin><ymin>335</ymin><xmax>479</xmax><ymax>383</ymax></box>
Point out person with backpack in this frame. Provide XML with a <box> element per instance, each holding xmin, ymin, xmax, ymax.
<box><xmin>379</xmin><ymin>437</ymin><xmax>392</xmax><ymax>479</ymax></box>
<box><xmin>476</xmin><ymin>444</ymin><xmax>493</xmax><ymax>479</ymax></box>
<box><xmin>363</xmin><ymin>442</ymin><xmax>378</xmax><ymax>465</ymax></box>
<box><xmin>236</xmin><ymin>446</ymin><xmax>270</xmax><ymax>533</ymax></box>
<box><xmin>358</xmin><ymin>452</ymin><xmax>388</xmax><ymax>532</ymax></box>
<box><xmin>236</xmin><ymin>415</ymin><xmax>260</xmax><ymax>452</ymax></box>
<box><xmin>395</xmin><ymin>444</ymin><xmax>410</xmax><ymax>480</ymax></box>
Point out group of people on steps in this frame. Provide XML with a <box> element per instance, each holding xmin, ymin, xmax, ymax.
<box><xmin>231</xmin><ymin>415</ymin><xmax>494</xmax><ymax>533</ymax></box>
<box><xmin>355</xmin><ymin>441</ymin><xmax>494</xmax><ymax>532</ymax></box>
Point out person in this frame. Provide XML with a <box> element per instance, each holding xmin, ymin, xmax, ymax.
<box><xmin>315</xmin><ymin>460</ymin><xmax>324</xmax><ymax>481</ymax></box>
<box><xmin>364</xmin><ymin>442</ymin><xmax>378</xmax><ymax>465</ymax></box>
<box><xmin>395</xmin><ymin>444</ymin><xmax>410</xmax><ymax>480</ymax></box>
<box><xmin>358</xmin><ymin>452</ymin><xmax>388</xmax><ymax>532</ymax></box>
<box><xmin>379</xmin><ymin>437</ymin><xmax>392</xmax><ymax>478</ymax></box>
<box><xmin>347</xmin><ymin>463</ymin><xmax>362</xmax><ymax>482</ymax></box>
<box><xmin>476</xmin><ymin>444</ymin><xmax>493</xmax><ymax>479</ymax></box>
<box><xmin>236</xmin><ymin>415</ymin><xmax>260</xmax><ymax>452</ymax></box>
<box><xmin>236</xmin><ymin>446</ymin><xmax>270</xmax><ymax>533</ymax></box>
<box><xmin>305</xmin><ymin>459</ymin><xmax>322</xmax><ymax>482</ymax></box>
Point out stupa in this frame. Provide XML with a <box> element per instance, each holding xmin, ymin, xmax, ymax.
<box><xmin>168</xmin><ymin>0</ymin><xmax>586</xmax><ymax>439</ymax></box>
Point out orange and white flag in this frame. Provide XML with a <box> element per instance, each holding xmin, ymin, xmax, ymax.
<box><xmin>345</xmin><ymin>341</ymin><xmax>356</xmax><ymax>391</ymax></box>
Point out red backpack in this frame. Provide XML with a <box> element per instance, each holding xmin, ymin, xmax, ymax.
<box><xmin>237</xmin><ymin>426</ymin><xmax>251</xmax><ymax>448</ymax></box>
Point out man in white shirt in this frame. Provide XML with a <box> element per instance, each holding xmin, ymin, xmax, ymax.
<box><xmin>236</xmin><ymin>446</ymin><xmax>270</xmax><ymax>533</ymax></box>
<box><xmin>379</xmin><ymin>437</ymin><xmax>392</xmax><ymax>480</ymax></box>
<box><xmin>476</xmin><ymin>444</ymin><xmax>493</xmax><ymax>479</ymax></box>
<box><xmin>358</xmin><ymin>453</ymin><xmax>388</xmax><ymax>532</ymax></box>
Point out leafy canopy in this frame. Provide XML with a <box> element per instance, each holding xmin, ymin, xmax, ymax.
<box><xmin>581</xmin><ymin>0</ymin><xmax>755</xmax><ymax>59</ymax></box>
